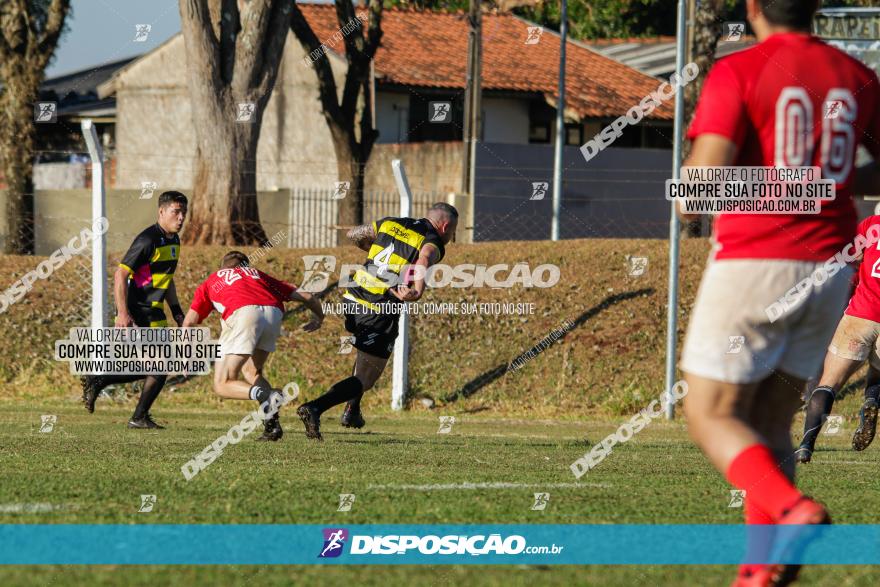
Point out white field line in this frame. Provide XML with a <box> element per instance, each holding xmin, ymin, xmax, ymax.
<box><xmin>367</xmin><ymin>481</ymin><xmax>610</xmax><ymax>491</ymax></box>
<box><xmin>0</xmin><ymin>502</ymin><xmax>71</xmax><ymax>513</ymax></box>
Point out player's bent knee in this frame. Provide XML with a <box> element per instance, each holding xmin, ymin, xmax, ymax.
<box><xmin>356</xmin><ymin>375</ymin><xmax>376</xmax><ymax>392</ymax></box>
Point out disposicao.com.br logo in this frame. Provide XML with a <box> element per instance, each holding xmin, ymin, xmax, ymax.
<box><xmin>318</xmin><ymin>528</ymin><xmax>563</xmax><ymax>558</ymax></box>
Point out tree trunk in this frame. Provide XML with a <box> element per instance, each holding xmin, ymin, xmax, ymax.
<box><xmin>0</xmin><ymin>0</ymin><xmax>68</xmax><ymax>255</ymax></box>
<box><xmin>0</xmin><ymin>59</ymin><xmax>39</xmax><ymax>255</ymax></box>
<box><xmin>178</xmin><ymin>0</ymin><xmax>291</xmax><ymax>246</ymax></box>
<box><xmin>188</xmin><ymin>101</ymin><xmax>267</xmax><ymax>245</ymax></box>
<box><xmin>1</xmin><ymin>98</ymin><xmax>35</xmax><ymax>254</ymax></box>
<box><xmin>289</xmin><ymin>0</ymin><xmax>382</xmax><ymax>243</ymax></box>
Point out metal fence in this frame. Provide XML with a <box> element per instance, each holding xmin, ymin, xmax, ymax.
<box><xmin>286</xmin><ymin>188</ymin><xmax>445</xmax><ymax>248</ymax></box>
<box><xmin>0</xmin><ymin>188</ymin><xmax>447</xmax><ymax>255</ymax></box>
<box><xmin>473</xmin><ymin>143</ymin><xmax>674</xmax><ymax>242</ymax></box>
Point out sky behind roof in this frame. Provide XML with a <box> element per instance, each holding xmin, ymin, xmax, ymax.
<box><xmin>46</xmin><ymin>0</ymin><xmax>181</xmax><ymax>78</ymax></box>
<box><xmin>46</xmin><ymin>0</ymin><xmax>336</xmax><ymax>79</ymax></box>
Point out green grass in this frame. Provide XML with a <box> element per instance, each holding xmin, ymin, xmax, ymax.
<box><xmin>1</xmin><ymin>397</ymin><xmax>879</xmax><ymax>586</ymax></box>
<box><xmin>0</xmin><ymin>238</ymin><xmax>710</xmax><ymax>417</ymax></box>
<box><xmin>3</xmin><ymin>239</ymin><xmax>880</xmax><ymax>584</ymax></box>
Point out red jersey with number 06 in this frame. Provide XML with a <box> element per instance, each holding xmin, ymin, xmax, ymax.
<box><xmin>688</xmin><ymin>32</ymin><xmax>880</xmax><ymax>261</ymax></box>
<box><xmin>190</xmin><ymin>267</ymin><xmax>296</xmax><ymax>321</ymax></box>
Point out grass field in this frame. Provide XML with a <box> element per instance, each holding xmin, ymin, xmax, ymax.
<box><xmin>1</xmin><ymin>394</ymin><xmax>879</xmax><ymax>586</ymax></box>
<box><xmin>0</xmin><ymin>238</ymin><xmax>710</xmax><ymax>416</ymax></box>
<box><xmin>3</xmin><ymin>239</ymin><xmax>880</xmax><ymax>584</ymax></box>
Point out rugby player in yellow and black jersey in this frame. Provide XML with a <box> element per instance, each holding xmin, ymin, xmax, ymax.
<box><xmin>296</xmin><ymin>202</ymin><xmax>458</xmax><ymax>440</ymax></box>
<box><xmin>80</xmin><ymin>191</ymin><xmax>188</xmax><ymax>429</ymax></box>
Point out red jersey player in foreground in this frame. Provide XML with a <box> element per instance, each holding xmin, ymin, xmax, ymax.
<box><xmin>796</xmin><ymin>217</ymin><xmax>880</xmax><ymax>462</ymax></box>
<box><xmin>182</xmin><ymin>251</ymin><xmax>324</xmax><ymax>441</ymax></box>
<box><xmin>679</xmin><ymin>0</ymin><xmax>880</xmax><ymax>585</ymax></box>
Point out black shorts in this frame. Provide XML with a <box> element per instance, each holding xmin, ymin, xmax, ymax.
<box><xmin>128</xmin><ymin>306</ymin><xmax>168</xmax><ymax>328</ymax></box>
<box><xmin>343</xmin><ymin>301</ymin><xmax>398</xmax><ymax>360</ymax></box>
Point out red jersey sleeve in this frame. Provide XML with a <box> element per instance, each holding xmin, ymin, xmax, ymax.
<box><xmin>189</xmin><ymin>280</ymin><xmax>214</xmax><ymax>322</ymax></box>
<box><xmin>259</xmin><ymin>271</ymin><xmax>296</xmax><ymax>302</ymax></box>
<box><xmin>687</xmin><ymin>59</ymin><xmax>748</xmax><ymax>147</ymax></box>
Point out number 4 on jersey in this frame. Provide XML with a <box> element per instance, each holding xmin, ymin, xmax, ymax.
<box><xmin>374</xmin><ymin>244</ymin><xmax>395</xmax><ymax>279</ymax></box>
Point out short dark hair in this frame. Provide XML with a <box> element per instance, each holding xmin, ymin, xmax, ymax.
<box><xmin>429</xmin><ymin>202</ymin><xmax>459</xmax><ymax>219</ymax></box>
<box><xmin>158</xmin><ymin>191</ymin><xmax>188</xmax><ymax>209</ymax></box>
<box><xmin>759</xmin><ymin>0</ymin><xmax>818</xmax><ymax>30</ymax></box>
<box><xmin>221</xmin><ymin>251</ymin><xmax>249</xmax><ymax>269</ymax></box>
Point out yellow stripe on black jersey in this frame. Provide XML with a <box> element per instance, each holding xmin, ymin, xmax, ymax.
<box><xmin>345</xmin><ymin>216</ymin><xmax>444</xmax><ymax>311</ymax></box>
<box><xmin>119</xmin><ymin>223</ymin><xmax>181</xmax><ymax>310</ymax></box>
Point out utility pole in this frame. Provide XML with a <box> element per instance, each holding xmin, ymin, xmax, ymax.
<box><xmin>462</xmin><ymin>0</ymin><xmax>482</xmax><ymax>239</ymax></box>
<box><xmin>550</xmin><ymin>0</ymin><xmax>567</xmax><ymax>241</ymax></box>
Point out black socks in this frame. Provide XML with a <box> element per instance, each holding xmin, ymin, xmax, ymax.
<box><xmin>346</xmin><ymin>393</ymin><xmax>363</xmax><ymax>412</ymax></box>
<box><xmin>97</xmin><ymin>374</ymin><xmax>144</xmax><ymax>389</ymax></box>
<box><xmin>865</xmin><ymin>383</ymin><xmax>880</xmax><ymax>404</ymax></box>
<box><xmin>249</xmin><ymin>384</ymin><xmax>274</xmax><ymax>404</ymax></box>
<box><xmin>132</xmin><ymin>375</ymin><xmax>167</xmax><ymax>420</ymax></box>
<box><xmin>310</xmin><ymin>377</ymin><xmax>364</xmax><ymax>415</ymax></box>
<box><xmin>801</xmin><ymin>385</ymin><xmax>835</xmax><ymax>450</ymax></box>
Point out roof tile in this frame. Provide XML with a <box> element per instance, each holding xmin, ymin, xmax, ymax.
<box><xmin>300</xmin><ymin>5</ymin><xmax>674</xmax><ymax>120</ymax></box>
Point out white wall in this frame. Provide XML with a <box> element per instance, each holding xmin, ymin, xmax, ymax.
<box><xmin>482</xmin><ymin>97</ymin><xmax>530</xmax><ymax>144</ymax></box>
<box><xmin>375</xmin><ymin>91</ymin><xmax>410</xmax><ymax>144</ymax></box>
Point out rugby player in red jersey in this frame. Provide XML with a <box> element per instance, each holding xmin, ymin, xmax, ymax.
<box><xmin>182</xmin><ymin>251</ymin><xmax>324</xmax><ymax>441</ymax></box>
<box><xmin>678</xmin><ymin>0</ymin><xmax>880</xmax><ymax>584</ymax></box>
<box><xmin>796</xmin><ymin>216</ymin><xmax>880</xmax><ymax>462</ymax></box>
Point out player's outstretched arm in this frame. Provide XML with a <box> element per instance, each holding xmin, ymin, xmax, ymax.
<box><xmin>677</xmin><ymin>133</ymin><xmax>738</xmax><ymax>222</ymax></box>
<box><xmin>181</xmin><ymin>309</ymin><xmax>201</xmax><ymax>328</ymax></box>
<box><xmin>113</xmin><ymin>267</ymin><xmax>133</xmax><ymax>327</ymax></box>
<box><xmin>166</xmin><ymin>281</ymin><xmax>185</xmax><ymax>326</ymax></box>
<box><xmin>347</xmin><ymin>223</ymin><xmax>376</xmax><ymax>252</ymax></box>
<box><xmin>290</xmin><ymin>290</ymin><xmax>324</xmax><ymax>332</ymax></box>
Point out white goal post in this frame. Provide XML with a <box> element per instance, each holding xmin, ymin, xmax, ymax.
<box><xmin>390</xmin><ymin>159</ymin><xmax>413</xmax><ymax>411</ymax></box>
<box><xmin>81</xmin><ymin>120</ymin><xmax>107</xmax><ymax>329</ymax></box>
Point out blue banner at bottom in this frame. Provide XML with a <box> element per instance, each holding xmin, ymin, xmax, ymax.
<box><xmin>1</xmin><ymin>524</ymin><xmax>878</xmax><ymax>565</ymax></box>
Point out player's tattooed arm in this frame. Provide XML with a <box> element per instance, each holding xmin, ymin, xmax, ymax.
<box><xmin>347</xmin><ymin>224</ymin><xmax>376</xmax><ymax>252</ymax></box>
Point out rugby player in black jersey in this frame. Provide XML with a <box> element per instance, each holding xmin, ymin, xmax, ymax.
<box><xmin>296</xmin><ymin>202</ymin><xmax>458</xmax><ymax>440</ymax></box>
<box><xmin>80</xmin><ymin>191</ymin><xmax>188</xmax><ymax>429</ymax></box>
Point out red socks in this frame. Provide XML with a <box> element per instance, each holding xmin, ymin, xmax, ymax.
<box><xmin>726</xmin><ymin>444</ymin><xmax>802</xmax><ymax>522</ymax></box>
<box><xmin>744</xmin><ymin>495</ymin><xmax>774</xmax><ymax>525</ymax></box>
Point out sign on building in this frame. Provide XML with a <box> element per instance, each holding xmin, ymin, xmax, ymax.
<box><xmin>814</xmin><ymin>8</ymin><xmax>880</xmax><ymax>75</ymax></box>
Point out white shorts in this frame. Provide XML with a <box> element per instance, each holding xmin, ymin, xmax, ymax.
<box><xmin>219</xmin><ymin>305</ymin><xmax>283</xmax><ymax>356</ymax></box>
<box><xmin>680</xmin><ymin>258</ymin><xmax>852</xmax><ymax>384</ymax></box>
<box><xmin>827</xmin><ymin>313</ymin><xmax>880</xmax><ymax>370</ymax></box>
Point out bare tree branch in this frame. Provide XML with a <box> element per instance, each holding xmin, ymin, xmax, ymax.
<box><xmin>180</xmin><ymin>0</ymin><xmax>221</xmax><ymax>85</ymax></box>
<box><xmin>364</xmin><ymin>0</ymin><xmax>383</xmax><ymax>59</ymax></box>
<box><xmin>34</xmin><ymin>0</ymin><xmax>69</xmax><ymax>71</ymax></box>
<box><xmin>255</xmin><ymin>0</ymin><xmax>293</xmax><ymax>97</ymax></box>
<box><xmin>291</xmin><ymin>1</ymin><xmax>384</xmax><ymax>230</ymax></box>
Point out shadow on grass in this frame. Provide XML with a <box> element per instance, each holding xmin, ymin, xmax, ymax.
<box><xmin>440</xmin><ymin>288</ymin><xmax>655</xmax><ymax>404</ymax></box>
